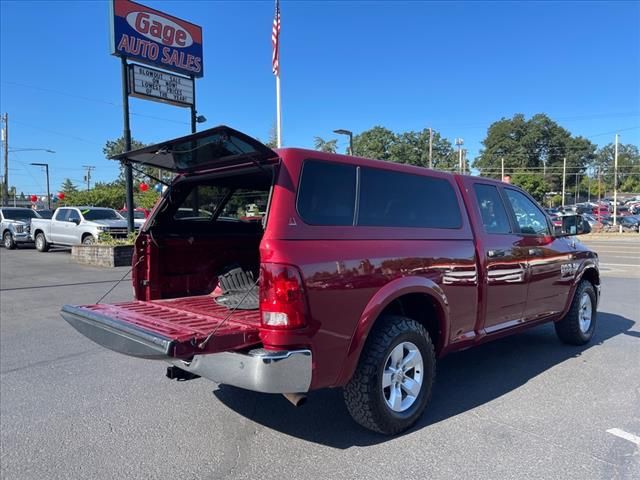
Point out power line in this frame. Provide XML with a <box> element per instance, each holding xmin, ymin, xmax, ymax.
<box><xmin>2</xmin><ymin>81</ymin><xmax>189</xmax><ymax>125</ymax></box>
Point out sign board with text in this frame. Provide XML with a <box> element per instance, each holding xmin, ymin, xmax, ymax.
<box><xmin>129</xmin><ymin>64</ymin><xmax>193</xmax><ymax>107</ymax></box>
<box><xmin>110</xmin><ymin>0</ymin><xmax>203</xmax><ymax>78</ymax></box>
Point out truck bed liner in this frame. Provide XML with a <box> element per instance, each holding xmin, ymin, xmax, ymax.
<box><xmin>61</xmin><ymin>296</ymin><xmax>261</xmax><ymax>360</ymax></box>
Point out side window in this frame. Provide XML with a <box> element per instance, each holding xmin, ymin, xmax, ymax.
<box><xmin>473</xmin><ymin>184</ymin><xmax>511</xmax><ymax>234</ymax></box>
<box><xmin>67</xmin><ymin>210</ymin><xmax>81</xmax><ymax>223</ymax></box>
<box><xmin>297</xmin><ymin>160</ymin><xmax>356</xmax><ymax>226</ymax></box>
<box><xmin>358</xmin><ymin>167</ymin><xmax>462</xmax><ymax>228</ymax></box>
<box><xmin>55</xmin><ymin>209</ymin><xmax>69</xmax><ymax>221</ymax></box>
<box><xmin>504</xmin><ymin>189</ymin><xmax>550</xmax><ymax>236</ymax></box>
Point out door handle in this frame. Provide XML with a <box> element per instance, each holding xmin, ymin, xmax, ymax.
<box><xmin>487</xmin><ymin>249</ymin><xmax>507</xmax><ymax>258</ymax></box>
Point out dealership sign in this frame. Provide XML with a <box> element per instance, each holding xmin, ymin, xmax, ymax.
<box><xmin>129</xmin><ymin>64</ymin><xmax>193</xmax><ymax>107</ymax></box>
<box><xmin>110</xmin><ymin>0</ymin><xmax>203</xmax><ymax>78</ymax></box>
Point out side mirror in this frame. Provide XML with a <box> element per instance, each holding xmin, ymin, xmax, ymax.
<box><xmin>555</xmin><ymin>214</ymin><xmax>590</xmax><ymax>236</ymax></box>
<box><xmin>71</xmin><ymin>218</ymin><xmax>80</xmax><ymax>225</ymax></box>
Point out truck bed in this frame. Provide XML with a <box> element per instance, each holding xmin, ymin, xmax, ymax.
<box><xmin>61</xmin><ymin>295</ymin><xmax>261</xmax><ymax>359</ymax></box>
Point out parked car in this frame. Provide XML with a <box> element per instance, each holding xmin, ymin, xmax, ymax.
<box><xmin>614</xmin><ymin>215</ymin><xmax>640</xmax><ymax>232</ymax></box>
<box><xmin>61</xmin><ymin>126</ymin><xmax>600</xmax><ymax>435</ymax></box>
<box><xmin>31</xmin><ymin>206</ymin><xmax>134</xmax><ymax>251</ymax></box>
<box><xmin>0</xmin><ymin>207</ymin><xmax>41</xmax><ymax>249</ymax></box>
<box><xmin>119</xmin><ymin>208</ymin><xmax>150</xmax><ymax>227</ymax></box>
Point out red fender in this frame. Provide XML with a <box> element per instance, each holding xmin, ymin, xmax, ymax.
<box><xmin>335</xmin><ymin>276</ymin><xmax>450</xmax><ymax>387</ymax></box>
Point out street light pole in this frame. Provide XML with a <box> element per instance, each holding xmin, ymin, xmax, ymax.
<box><xmin>31</xmin><ymin>163</ymin><xmax>51</xmax><ymax>209</ymax></box>
<box><xmin>428</xmin><ymin>127</ymin><xmax>433</xmax><ymax>169</ymax></box>
<box><xmin>2</xmin><ymin>113</ymin><xmax>8</xmax><ymax>207</ymax></box>
<box><xmin>613</xmin><ymin>134</ymin><xmax>619</xmax><ymax>226</ymax></box>
<box><xmin>333</xmin><ymin>129</ymin><xmax>354</xmax><ymax>155</ymax></box>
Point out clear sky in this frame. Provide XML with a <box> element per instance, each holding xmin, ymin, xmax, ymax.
<box><xmin>1</xmin><ymin>0</ymin><xmax>639</xmax><ymax>196</ymax></box>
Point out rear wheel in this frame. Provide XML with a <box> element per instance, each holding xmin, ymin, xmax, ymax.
<box><xmin>35</xmin><ymin>233</ymin><xmax>49</xmax><ymax>252</ymax></box>
<box><xmin>343</xmin><ymin>315</ymin><xmax>436</xmax><ymax>435</ymax></box>
<box><xmin>3</xmin><ymin>231</ymin><xmax>16</xmax><ymax>249</ymax></box>
<box><xmin>555</xmin><ymin>280</ymin><xmax>597</xmax><ymax>345</ymax></box>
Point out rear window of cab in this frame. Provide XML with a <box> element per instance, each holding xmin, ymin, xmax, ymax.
<box><xmin>296</xmin><ymin>159</ymin><xmax>462</xmax><ymax>229</ymax></box>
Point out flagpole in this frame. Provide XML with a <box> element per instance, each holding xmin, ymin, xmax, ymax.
<box><xmin>276</xmin><ymin>74</ymin><xmax>282</xmax><ymax>148</ymax></box>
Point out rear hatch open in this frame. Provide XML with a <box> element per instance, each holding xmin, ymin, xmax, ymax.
<box><xmin>63</xmin><ymin>126</ymin><xmax>277</xmax><ymax>360</ymax></box>
<box><xmin>111</xmin><ymin>125</ymin><xmax>278</xmax><ymax>174</ymax></box>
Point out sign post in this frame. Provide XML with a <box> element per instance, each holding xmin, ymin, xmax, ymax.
<box><xmin>109</xmin><ymin>0</ymin><xmax>204</xmax><ymax>232</ymax></box>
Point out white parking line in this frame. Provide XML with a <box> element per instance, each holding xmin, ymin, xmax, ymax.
<box><xmin>600</xmin><ymin>263</ymin><xmax>640</xmax><ymax>267</ymax></box>
<box><xmin>607</xmin><ymin>428</ymin><xmax>640</xmax><ymax>446</ymax></box>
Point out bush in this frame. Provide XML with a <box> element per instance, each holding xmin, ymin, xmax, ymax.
<box><xmin>97</xmin><ymin>232</ymin><xmax>138</xmax><ymax>246</ymax></box>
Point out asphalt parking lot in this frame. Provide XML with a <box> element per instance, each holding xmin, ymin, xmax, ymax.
<box><xmin>1</xmin><ymin>238</ymin><xmax>639</xmax><ymax>480</ymax></box>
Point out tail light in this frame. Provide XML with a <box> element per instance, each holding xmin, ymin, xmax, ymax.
<box><xmin>259</xmin><ymin>263</ymin><xmax>308</xmax><ymax>329</ymax></box>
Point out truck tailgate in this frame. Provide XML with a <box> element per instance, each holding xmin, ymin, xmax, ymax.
<box><xmin>61</xmin><ymin>296</ymin><xmax>261</xmax><ymax>360</ymax></box>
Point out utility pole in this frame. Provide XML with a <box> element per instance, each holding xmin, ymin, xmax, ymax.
<box><xmin>82</xmin><ymin>165</ymin><xmax>95</xmax><ymax>190</ymax></box>
<box><xmin>2</xmin><ymin>113</ymin><xmax>8</xmax><ymax>207</ymax></box>
<box><xmin>455</xmin><ymin>138</ymin><xmax>464</xmax><ymax>173</ymax></box>
<box><xmin>428</xmin><ymin>127</ymin><xmax>433</xmax><ymax>169</ymax></box>
<box><xmin>462</xmin><ymin>149</ymin><xmax>467</xmax><ymax>174</ymax></box>
<box><xmin>613</xmin><ymin>134</ymin><xmax>619</xmax><ymax>226</ymax></box>
<box><xmin>562</xmin><ymin>157</ymin><xmax>566</xmax><ymax>208</ymax></box>
<box><xmin>501</xmin><ymin>157</ymin><xmax>504</xmax><ymax>181</ymax></box>
<box><xmin>575</xmin><ymin>172</ymin><xmax>579</xmax><ymax>203</ymax></box>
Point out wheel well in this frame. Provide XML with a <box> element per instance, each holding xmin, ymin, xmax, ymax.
<box><xmin>34</xmin><ymin>229</ymin><xmax>44</xmax><ymax>238</ymax></box>
<box><xmin>82</xmin><ymin>232</ymin><xmax>94</xmax><ymax>240</ymax></box>
<box><xmin>379</xmin><ymin>293</ymin><xmax>444</xmax><ymax>354</ymax></box>
<box><xmin>581</xmin><ymin>267</ymin><xmax>600</xmax><ymax>295</ymax></box>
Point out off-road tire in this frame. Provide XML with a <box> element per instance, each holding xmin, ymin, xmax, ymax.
<box><xmin>555</xmin><ymin>280</ymin><xmax>597</xmax><ymax>345</ymax></box>
<box><xmin>35</xmin><ymin>232</ymin><xmax>49</xmax><ymax>252</ymax></box>
<box><xmin>3</xmin><ymin>231</ymin><xmax>16</xmax><ymax>249</ymax></box>
<box><xmin>343</xmin><ymin>315</ymin><xmax>436</xmax><ymax>435</ymax></box>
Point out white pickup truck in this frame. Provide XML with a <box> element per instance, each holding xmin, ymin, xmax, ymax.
<box><xmin>30</xmin><ymin>206</ymin><xmax>133</xmax><ymax>251</ymax></box>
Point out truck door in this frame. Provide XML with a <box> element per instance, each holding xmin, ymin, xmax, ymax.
<box><xmin>502</xmin><ymin>188</ymin><xmax>572</xmax><ymax>320</ymax></box>
<box><xmin>51</xmin><ymin>208</ymin><xmax>71</xmax><ymax>244</ymax></box>
<box><xmin>466</xmin><ymin>181</ymin><xmax>529</xmax><ymax>333</ymax></box>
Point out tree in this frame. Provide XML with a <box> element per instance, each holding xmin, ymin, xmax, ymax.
<box><xmin>313</xmin><ymin>137</ymin><xmax>338</xmax><ymax>153</ymax></box>
<box><xmin>60</xmin><ymin>178</ymin><xmax>78</xmax><ymax>194</ymax></box>
<box><xmin>509</xmin><ymin>173</ymin><xmax>549</xmax><ymax>202</ymax></box>
<box><xmin>595</xmin><ymin>143</ymin><xmax>640</xmax><ymax>193</ymax></box>
<box><xmin>473</xmin><ymin>113</ymin><xmax>597</xmax><ymax>191</ymax></box>
<box><xmin>103</xmin><ymin>136</ymin><xmax>150</xmax><ymax>184</ymax></box>
<box><xmin>62</xmin><ymin>181</ymin><xmax>159</xmax><ymax>210</ymax></box>
<box><xmin>352</xmin><ymin>126</ymin><xmax>396</xmax><ymax>161</ymax></box>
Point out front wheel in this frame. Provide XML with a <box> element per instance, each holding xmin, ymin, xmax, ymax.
<box><xmin>35</xmin><ymin>233</ymin><xmax>49</xmax><ymax>252</ymax></box>
<box><xmin>82</xmin><ymin>235</ymin><xmax>96</xmax><ymax>245</ymax></box>
<box><xmin>343</xmin><ymin>315</ymin><xmax>436</xmax><ymax>435</ymax></box>
<box><xmin>555</xmin><ymin>280</ymin><xmax>597</xmax><ymax>345</ymax></box>
<box><xmin>3</xmin><ymin>231</ymin><xmax>16</xmax><ymax>249</ymax></box>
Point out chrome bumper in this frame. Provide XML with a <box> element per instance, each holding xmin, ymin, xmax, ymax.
<box><xmin>14</xmin><ymin>232</ymin><xmax>33</xmax><ymax>243</ymax></box>
<box><xmin>170</xmin><ymin>349</ymin><xmax>312</xmax><ymax>394</ymax></box>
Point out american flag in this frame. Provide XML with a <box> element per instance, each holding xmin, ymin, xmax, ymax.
<box><xmin>271</xmin><ymin>0</ymin><xmax>281</xmax><ymax>76</ymax></box>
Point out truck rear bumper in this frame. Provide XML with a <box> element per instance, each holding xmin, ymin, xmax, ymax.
<box><xmin>170</xmin><ymin>349</ymin><xmax>312</xmax><ymax>394</ymax></box>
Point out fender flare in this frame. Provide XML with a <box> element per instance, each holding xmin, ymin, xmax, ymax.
<box><xmin>335</xmin><ymin>276</ymin><xmax>450</xmax><ymax>386</ymax></box>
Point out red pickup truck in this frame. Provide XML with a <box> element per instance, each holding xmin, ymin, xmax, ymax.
<box><xmin>62</xmin><ymin>126</ymin><xmax>600</xmax><ymax>434</ymax></box>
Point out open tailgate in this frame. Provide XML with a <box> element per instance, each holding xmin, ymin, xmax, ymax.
<box><xmin>61</xmin><ymin>296</ymin><xmax>261</xmax><ymax>360</ymax></box>
<box><xmin>111</xmin><ymin>125</ymin><xmax>278</xmax><ymax>174</ymax></box>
